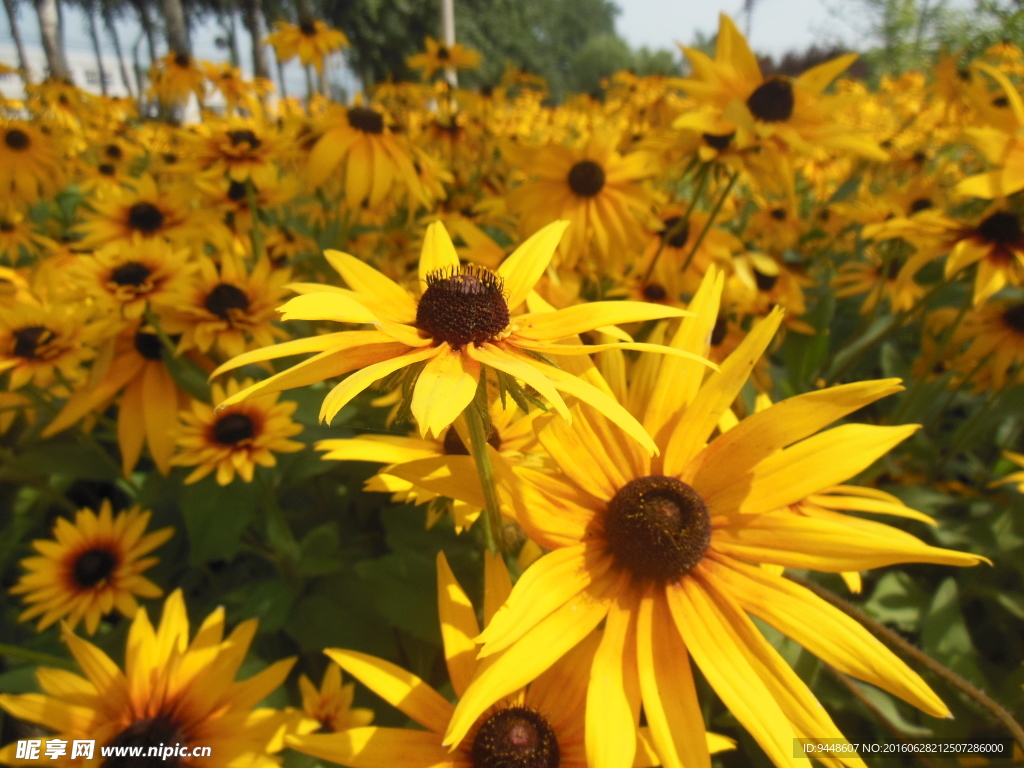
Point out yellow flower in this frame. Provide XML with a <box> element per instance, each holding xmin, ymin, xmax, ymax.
<box><xmin>212</xmin><ymin>221</ymin><xmax>712</xmax><ymax>453</ymax></box>
<box><xmin>945</xmin><ymin>209</ymin><xmax>1024</xmax><ymax>306</ymax></box>
<box><xmin>833</xmin><ymin>244</ymin><xmax>925</xmax><ymax>313</ymax></box>
<box><xmin>76</xmin><ymin>174</ymin><xmax>202</xmax><ymax>249</ymax></box>
<box><xmin>993</xmin><ymin>450</ymin><xmax>1024</xmax><ymax>493</ymax></box>
<box><xmin>43</xmin><ymin>324</ymin><xmax>190</xmax><ymax>477</ymax></box>
<box><xmin>506</xmin><ymin>132</ymin><xmax>659</xmax><ymax>271</ymax></box>
<box><xmin>162</xmin><ymin>253</ymin><xmax>291</xmax><ymax>359</ymax></box>
<box><xmin>265</xmin><ymin>20</ymin><xmax>349</xmax><ymax>73</ymax></box>
<box><xmin>0</xmin><ymin>119</ymin><xmax>64</xmax><ymax>205</ymax></box>
<box><xmin>407</xmin><ymin>37</ymin><xmax>482</xmax><ymax>79</ymax></box>
<box><xmin>76</xmin><ymin>239</ymin><xmax>194</xmax><ymax>319</ymax></box>
<box><xmin>189</xmin><ymin>118</ymin><xmax>280</xmax><ymax>181</ymax></box>
<box><xmin>202</xmin><ymin>61</ymin><xmax>274</xmax><ymax>114</ymax></box>
<box><xmin>306</xmin><ymin>103</ymin><xmax>427</xmax><ymax>209</ymax></box>
<box><xmin>0</xmin><ymin>207</ymin><xmax>57</xmax><ymax>262</ymax></box>
<box><xmin>436</xmin><ymin>267</ymin><xmax>985</xmax><ymax>768</ymax></box>
<box><xmin>172</xmin><ymin>377</ymin><xmax>303</xmax><ymax>485</ymax></box>
<box><xmin>0</xmin><ymin>590</ymin><xmax>300</xmax><ymax>768</ymax></box>
<box><xmin>298</xmin><ymin>663</ymin><xmax>374</xmax><ymax>733</ymax></box>
<box><xmin>947</xmin><ymin>299</ymin><xmax>1024</xmax><ymax>391</ymax></box>
<box><xmin>677</xmin><ymin>14</ymin><xmax>887</xmax><ymax>161</ymax></box>
<box><xmin>287</xmin><ymin>552</ymin><xmax>735</xmax><ymax>768</ymax></box>
<box><xmin>10</xmin><ymin>501</ymin><xmax>172</xmax><ymax>635</ymax></box>
<box><xmin>0</xmin><ymin>302</ymin><xmax>99</xmax><ymax>391</ymax></box>
<box><xmin>148</xmin><ymin>52</ymin><xmax>207</xmax><ymax>105</ymax></box>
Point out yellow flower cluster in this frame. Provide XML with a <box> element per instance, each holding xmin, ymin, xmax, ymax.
<box><xmin>1</xmin><ymin>16</ymin><xmax>1022</xmax><ymax>768</ymax></box>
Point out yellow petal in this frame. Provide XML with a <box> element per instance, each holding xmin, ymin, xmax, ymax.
<box><xmin>466</xmin><ymin>343</ymin><xmax>570</xmax><ymax>421</ymax></box>
<box><xmin>323</xmin><ymin>250</ymin><xmax>418</xmax><ymax>323</ymax></box>
<box><xmin>497</xmin><ymin>220</ymin><xmax>571</xmax><ymax>310</ymax></box>
<box><xmin>419</xmin><ymin>221</ymin><xmax>461</xmax><ymax>285</ymax></box>
<box><xmin>436</xmin><ymin>551</ymin><xmax>479</xmax><ymax>700</ymax></box>
<box><xmin>319</xmin><ymin>346</ymin><xmax>440</xmax><ymax>424</ymax></box>
<box><xmin>324</xmin><ymin>649</ymin><xmax>453</xmax><ymax>734</ymax></box>
<box><xmin>287</xmin><ymin>728</ymin><xmax>454</xmax><ymax>768</ymax></box>
<box><xmin>210</xmin><ymin>331</ymin><xmax>377</xmax><ymax>379</ymax></box>
<box><xmin>515</xmin><ymin>301</ymin><xmax>689</xmax><ymax>342</ymax></box>
<box><xmin>410</xmin><ymin>345</ymin><xmax>480</xmax><ymax>438</ymax></box>
<box><xmin>277</xmin><ymin>292</ymin><xmax>380</xmax><ymax>325</ymax></box>
<box><xmin>587</xmin><ymin>599</ymin><xmax>640</xmax><ymax>768</ymax></box>
<box><xmin>483</xmin><ymin>550</ymin><xmax>513</xmax><ymax>627</ymax></box>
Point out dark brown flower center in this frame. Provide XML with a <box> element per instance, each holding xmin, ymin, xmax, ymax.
<box><xmin>127</xmin><ymin>202</ymin><xmax>165</xmax><ymax>234</ymax></box>
<box><xmin>227</xmin><ymin>129</ymin><xmax>261</xmax><ymax>149</ymax></box>
<box><xmin>993</xmin><ymin>96</ymin><xmax>1009</xmax><ymax>108</ymax></box>
<box><xmin>754</xmin><ymin>268</ymin><xmax>779</xmax><ymax>292</ymax></box>
<box><xmin>567</xmin><ymin>160</ymin><xmax>605</xmax><ymax>197</ymax></box>
<box><xmin>214</xmin><ymin>412</ymin><xmax>255</xmax><ymax>444</ymax></box>
<box><xmin>770</xmin><ymin>208</ymin><xmax>787</xmax><ymax>221</ymax></box>
<box><xmin>204</xmin><ymin>282</ymin><xmax>250</xmax><ymax>319</ymax></box>
<box><xmin>98</xmin><ymin>163</ymin><xmax>116</xmax><ymax>176</ymax></box>
<box><xmin>747</xmin><ymin>77</ymin><xmax>795</xmax><ymax>122</ymax></box>
<box><xmin>105</xmin><ymin>144</ymin><xmax>123</xmax><ymax>160</ymax></box>
<box><xmin>604</xmin><ymin>475</ymin><xmax>711</xmax><ymax>583</ymax></box>
<box><xmin>1003</xmin><ymin>302</ymin><xmax>1024</xmax><ymax>333</ymax></box>
<box><xmin>111</xmin><ymin>261</ymin><xmax>153</xmax><ymax>287</ymax></box>
<box><xmin>642</xmin><ymin>283</ymin><xmax>667</xmax><ymax>301</ymax></box>
<box><xmin>299</xmin><ymin>20</ymin><xmax>317</xmax><ymax>35</ymax></box>
<box><xmin>416</xmin><ymin>265</ymin><xmax>510</xmax><ymax>349</ymax></box>
<box><xmin>710</xmin><ymin>314</ymin><xmax>728</xmax><ymax>346</ymax></box>
<box><xmin>909</xmin><ymin>197</ymin><xmax>933</xmax><ymax>213</ymax></box>
<box><xmin>13</xmin><ymin>325</ymin><xmax>53</xmax><ymax>358</ymax></box>
<box><xmin>976</xmin><ymin>211</ymin><xmax>1023</xmax><ymax>244</ymax></box>
<box><xmin>4</xmin><ymin>128</ymin><xmax>30</xmax><ymax>151</ymax></box>
<box><xmin>134</xmin><ymin>331</ymin><xmax>164</xmax><ymax>360</ymax></box>
<box><xmin>227</xmin><ymin>180</ymin><xmax>249</xmax><ymax>201</ymax></box>
<box><xmin>884</xmin><ymin>258</ymin><xmax>903</xmax><ymax>280</ymax></box>
<box><xmin>163</xmin><ymin>153</ymin><xmax>178</xmax><ymax>164</ymax></box>
<box><xmin>443</xmin><ymin>425</ymin><xmax>501</xmax><ymax>455</ymax></box>
<box><xmin>174</xmin><ymin>53</ymin><xmax>191</xmax><ymax>68</ymax></box>
<box><xmin>347</xmin><ymin>107</ymin><xmax>384</xmax><ymax>135</ymax></box>
<box><xmin>471</xmin><ymin>706</ymin><xmax>560</xmax><ymax>768</ymax></box>
<box><xmin>702</xmin><ymin>131</ymin><xmax>734</xmax><ymax>150</ymax></box>
<box><xmin>0</xmin><ymin>221</ymin><xmax>15</xmax><ymax>232</ymax></box>
<box><xmin>436</xmin><ymin>45</ymin><xmax>451</xmax><ymax>61</ymax></box>
<box><xmin>660</xmin><ymin>216</ymin><xmax>690</xmax><ymax>248</ymax></box>
<box><xmin>73</xmin><ymin>547</ymin><xmax>118</xmax><ymax>588</ymax></box>
<box><xmin>103</xmin><ymin>716</ymin><xmax>186</xmax><ymax>768</ymax></box>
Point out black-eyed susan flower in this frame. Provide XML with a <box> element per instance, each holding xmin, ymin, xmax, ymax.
<box><xmin>189</xmin><ymin>118</ymin><xmax>279</xmax><ymax>181</ymax></box>
<box><xmin>833</xmin><ymin>244</ymin><xmax>925</xmax><ymax>313</ymax></box>
<box><xmin>43</xmin><ymin>324</ymin><xmax>189</xmax><ymax>477</ymax></box>
<box><xmin>946</xmin><ymin>298</ymin><xmax>1024</xmax><ymax>391</ymax></box>
<box><xmin>202</xmin><ymin>61</ymin><xmax>274</xmax><ymax>114</ymax></box>
<box><xmin>436</xmin><ymin>267</ymin><xmax>986</xmax><ymax>768</ymax></box>
<box><xmin>0</xmin><ymin>590</ymin><xmax>302</xmax><ymax>768</ymax></box>
<box><xmin>163</xmin><ymin>253</ymin><xmax>291</xmax><ymax>359</ymax></box>
<box><xmin>10</xmin><ymin>501</ymin><xmax>172</xmax><ymax>635</ymax></box>
<box><xmin>299</xmin><ymin>663</ymin><xmax>374</xmax><ymax>733</ymax></box>
<box><xmin>288</xmin><ymin>552</ymin><xmax>735</xmax><ymax>768</ymax></box>
<box><xmin>76</xmin><ymin>174</ymin><xmax>202</xmax><ymax>249</ymax></box>
<box><xmin>407</xmin><ymin>37</ymin><xmax>482</xmax><ymax>80</ymax></box>
<box><xmin>0</xmin><ymin>119</ymin><xmax>64</xmax><ymax>205</ymax></box>
<box><xmin>76</xmin><ymin>239</ymin><xmax>194</xmax><ymax>319</ymax></box>
<box><xmin>0</xmin><ymin>207</ymin><xmax>56</xmax><ymax>263</ymax></box>
<box><xmin>213</xmin><ymin>221</ymin><xmax>713</xmax><ymax>454</ymax></box>
<box><xmin>172</xmin><ymin>377</ymin><xmax>304</xmax><ymax>485</ymax></box>
<box><xmin>306</xmin><ymin>102</ymin><xmax>427</xmax><ymax>209</ymax></box>
<box><xmin>266</xmin><ymin>20</ymin><xmax>349</xmax><ymax>73</ymax></box>
<box><xmin>945</xmin><ymin>209</ymin><xmax>1024</xmax><ymax>306</ymax></box>
<box><xmin>148</xmin><ymin>52</ymin><xmax>207</xmax><ymax>105</ymax></box>
<box><xmin>0</xmin><ymin>302</ymin><xmax>100</xmax><ymax>390</ymax></box>
<box><xmin>506</xmin><ymin>132</ymin><xmax>660</xmax><ymax>271</ymax></box>
<box><xmin>677</xmin><ymin>14</ymin><xmax>887</xmax><ymax>161</ymax></box>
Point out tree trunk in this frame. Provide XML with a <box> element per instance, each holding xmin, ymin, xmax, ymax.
<box><xmin>34</xmin><ymin>0</ymin><xmax>72</xmax><ymax>81</ymax></box>
<box><xmin>294</xmin><ymin>0</ymin><xmax>313</xmax><ymax>27</ymax></box>
<box><xmin>273</xmin><ymin>46</ymin><xmax>287</xmax><ymax>97</ymax></box>
<box><xmin>129</xmin><ymin>0</ymin><xmax>156</xmax><ymax>63</ymax></box>
<box><xmin>239</xmin><ymin>0</ymin><xmax>269</xmax><ymax>79</ymax></box>
<box><xmin>160</xmin><ymin>0</ymin><xmax>190</xmax><ymax>56</ymax></box>
<box><xmin>85</xmin><ymin>1</ymin><xmax>109</xmax><ymax>95</ymax></box>
<box><xmin>2</xmin><ymin>0</ymin><xmax>32</xmax><ymax>84</ymax></box>
<box><xmin>101</xmin><ymin>0</ymin><xmax>134</xmax><ymax>97</ymax></box>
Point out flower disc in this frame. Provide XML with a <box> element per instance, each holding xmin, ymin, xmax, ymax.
<box><xmin>471</xmin><ymin>706</ymin><xmax>560</xmax><ymax>768</ymax></box>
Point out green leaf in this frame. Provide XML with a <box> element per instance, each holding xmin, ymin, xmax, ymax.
<box><xmin>863</xmin><ymin>571</ymin><xmax>929</xmax><ymax>631</ymax></box>
<box><xmin>298</xmin><ymin>524</ymin><xmax>344</xmax><ymax>576</ymax></box>
<box><xmin>847</xmin><ymin>680</ymin><xmax>934</xmax><ymax>736</ymax></box>
<box><xmin>227</xmin><ymin>578</ymin><xmax>297</xmax><ymax>634</ymax></box>
<box><xmin>1</xmin><ymin>438</ymin><xmax>118</xmax><ymax>482</ymax></box>
<box><xmin>919</xmin><ymin>577</ymin><xmax>986</xmax><ymax>687</ymax></box>
<box><xmin>180</xmin><ymin>477</ymin><xmax>258</xmax><ymax>565</ymax></box>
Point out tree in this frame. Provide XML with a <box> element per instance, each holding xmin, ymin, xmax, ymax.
<box><xmin>82</xmin><ymin>0</ymin><xmax>110</xmax><ymax>94</ymax></box>
<box><xmin>3</xmin><ymin>0</ymin><xmax>32</xmax><ymax>83</ymax></box>
<box><xmin>161</xmin><ymin>0</ymin><xmax>191</xmax><ymax>55</ymax></box>
<box><xmin>565</xmin><ymin>32</ymin><xmax>632</xmax><ymax>96</ymax></box>
<box><xmin>34</xmin><ymin>0</ymin><xmax>72</xmax><ymax>81</ymax></box>
<box><xmin>100</xmin><ymin>0</ymin><xmax>135</xmax><ymax>97</ymax></box>
<box><xmin>239</xmin><ymin>0</ymin><xmax>270</xmax><ymax>79</ymax></box>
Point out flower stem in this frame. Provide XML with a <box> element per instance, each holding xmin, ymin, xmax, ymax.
<box><xmin>0</xmin><ymin>643</ymin><xmax>76</xmax><ymax>670</ymax></box>
<box><xmin>680</xmin><ymin>167</ymin><xmax>740</xmax><ymax>275</ymax></box>
<box><xmin>641</xmin><ymin>161</ymin><xmax>711</xmax><ymax>285</ymax></box>
<box><xmin>789</xmin><ymin>574</ymin><xmax>1024</xmax><ymax>754</ymax></box>
<box><xmin>465</xmin><ymin>368</ymin><xmax>504</xmax><ymax>555</ymax></box>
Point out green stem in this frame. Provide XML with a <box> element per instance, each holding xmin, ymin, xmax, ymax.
<box><xmin>465</xmin><ymin>368</ymin><xmax>504</xmax><ymax>555</ymax></box>
<box><xmin>923</xmin><ymin>353</ymin><xmax>991</xmax><ymax>435</ymax></box>
<box><xmin>641</xmin><ymin>162</ymin><xmax>711</xmax><ymax>285</ymax></box>
<box><xmin>247</xmin><ymin>180</ymin><xmax>264</xmax><ymax>260</ymax></box>
<box><xmin>0</xmin><ymin>643</ymin><xmax>76</xmax><ymax>670</ymax></box>
<box><xmin>789</xmin><ymin>575</ymin><xmax>1024</xmax><ymax>755</ymax></box>
<box><xmin>143</xmin><ymin>307</ymin><xmax>178</xmax><ymax>357</ymax></box>
<box><xmin>680</xmin><ymin>167</ymin><xmax>740</xmax><ymax>275</ymax></box>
